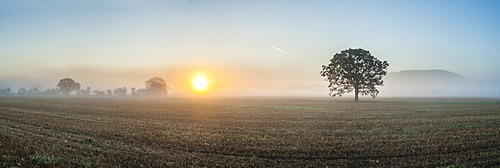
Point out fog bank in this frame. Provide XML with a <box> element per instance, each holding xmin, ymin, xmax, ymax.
<box><xmin>379</xmin><ymin>70</ymin><xmax>499</xmax><ymax>97</ymax></box>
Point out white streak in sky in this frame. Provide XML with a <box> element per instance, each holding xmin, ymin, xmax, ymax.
<box><xmin>271</xmin><ymin>46</ymin><xmax>286</xmax><ymax>54</ymax></box>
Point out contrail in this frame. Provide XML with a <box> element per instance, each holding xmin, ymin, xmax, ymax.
<box><xmin>271</xmin><ymin>46</ymin><xmax>286</xmax><ymax>54</ymax></box>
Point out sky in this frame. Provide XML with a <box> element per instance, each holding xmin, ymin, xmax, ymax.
<box><xmin>1</xmin><ymin>0</ymin><xmax>499</xmax><ymax>96</ymax></box>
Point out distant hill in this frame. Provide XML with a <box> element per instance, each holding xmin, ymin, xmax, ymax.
<box><xmin>379</xmin><ymin>70</ymin><xmax>497</xmax><ymax>97</ymax></box>
<box><xmin>388</xmin><ymin>70</ymin><xmax>465</xmax><ymax>80</ymax></box>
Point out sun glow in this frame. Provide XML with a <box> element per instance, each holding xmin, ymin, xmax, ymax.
<box><xmin>193</xmin><ymin>77</ymin><xmax>209</xmax><ymax>91</ymax></box>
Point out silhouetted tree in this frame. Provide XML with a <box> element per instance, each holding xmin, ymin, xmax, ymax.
<box><xmin>41</xmin><ymin>88</ymin><xmax>59</xmax><ymax>95</ymax></box>
<box><xmin>18</xmin><ymin>87</ymin><xmax>27</xmax><ymax>95</ymax></box>
<box><xmin>76</xmin><ymin>90</ymin><xmax>83</xmax><ymax>96</ymax></box>
<box><xmin>76</xmin><ymin>87</ymin><xmax>91</xmax><ymax>96</ymax></box>
<box><xmin>136</xmin><ymin>89</ymin><xmax>146</xmax><ymax>96</ymax></box>
<box><xmin>106</xmin><ymin>89</ymin><xmax>113</xmax><ymax>96</ymax></box>
<box><xmin>92</xmin><ymin>90</ymin><xmax>106</xmax><ymax>96</ymax></box>
<box><xmin>130</xmin><ymin>87</ymin><xmax>136</xmax><ymax>96</ymax></box>
<box><xmin>320</xmin><ymin>48</ymin><xmax>389</xmax><ymax>101</ymax></box>
<box><xmin>145</xmin><ymin>77</ymin><xmax>169</xmax><ymax>96</ymax></box>
<box><xmin>57</xmin><ymin>78</ymin><xmax>81</xmax><ymax>95</ymax></box>
<box><xmin>0</xmin><ymin>87</ymin><xmax>12</xmax><ymax>95</ymax></box>
<box><xmin>113</xmin><ymin>87</ymin><xmax>127</xmax><ymax>96</ymax></box>
<box><xmin>28</xmin><ymin>87</ymin><xmax>41</xmax><ymax>95</ymax></box>
<box><xmin>28</xmin><ymin>86</ymin><xmax>42</xmax><ymax>95</ymax></box>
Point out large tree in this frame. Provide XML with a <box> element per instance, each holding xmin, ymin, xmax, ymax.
<box><xmin>56</xmin><ymin>78</ymin><xmax>81</xmax><ymax>95</ymax></box>
<box><xmin>145</xmin><ymin>77</ymin><xmax>169</xmax><ymax>96</ymax></box>
<box><xmin>320</xmin><ymin>48</ymin><xmax>388</xmax><ymax>101</ymax></box>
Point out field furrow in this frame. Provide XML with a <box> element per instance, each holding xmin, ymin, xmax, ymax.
<box><xmin>1</xmin><ymin>96</ymin><xmax>499</xmax><ymax>167</ymax></box>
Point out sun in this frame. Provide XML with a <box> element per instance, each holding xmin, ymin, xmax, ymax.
<box><xmin>193</xmin><ymin>77</ymin><xmax>209</xmax><ymax>91</ymax></box>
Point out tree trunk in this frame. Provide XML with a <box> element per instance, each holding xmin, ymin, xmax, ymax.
<box><xmin>354</xmin><ymin>87</ymin><xmax>359</xmax><ymax>101</ymax></box>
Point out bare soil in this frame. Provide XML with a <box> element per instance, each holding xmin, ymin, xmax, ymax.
<box><xmin>0</xmin><ymin>96</ymin><xmax>499</xmax><ymax>167</ymax></box>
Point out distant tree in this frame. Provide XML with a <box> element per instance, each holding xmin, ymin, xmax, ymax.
<box><xmin>18</xmin><ymin>87</ymin><xmax>27</xmax><ymax>95</ymax></box>
<box><xmin>77</xmin><ymin>87</ymin><xmax>91</xmax><ymax>96</ymax></box>
<box><xmin>28</xmin><ymin>87</ymin><xmax>41</xmax><ymax>95</ymax></box>
<box><xmin>130</xmin><ymin>87</ymin><xmax>136</xmax><ymax>96</ymax></box>
<box><xmin>86</xmin><ymin>87</ymin><xmax>91</xmax><ymax>95</ymax></box>
<box><xmin>0</xmin><ymin>89</ymin><xmax>6</xmax><ymax>95</ymax></box>
<box><xmin>92</xmin><ymin>90</ymin><xmax>106</xmax><ymax>96</ymax></box>
<box><xmin>136</xmin><ymin>89</ymin><xmax>146</xmax><ymax>96</ymax></box>
<box><xmin>145</xmin><ymin>77</ymin><xmax>169</xmax><ymax>96</ymax></box>
<box><xmin>106</xmin><ymin>89</ymin><xmax>113</xmax><ymax>96</ymax></box>
<box><xmin>76</xmin><ymin>90</ymin><xmax>83</xmax><ymax>96</ymax></box>
<box><xmin>28</xmin><ymin>86</ymin><xmax>42</xmax><ymax>95</ymax></box>
<box><xmin>320</xmin><ymin>48</ymin><xmax>389</xmax><ymax>101</ymax></box>
<box><xmin>6</xmin><ymin>87</ymin><xmax>12</xmax><ymax>95</ymax></box>
<box><xmin>56</xmin><ymin>78</ymin><xmax>81</xmax><ymax>95</ymax></box>
<box><xmin>77</xmin><ymin>89</ymin><xmax>86</xmax><ymax>96</ymax></box>
<box><xmin>113</xmin><ymin>87</ymin><xmax>127</xmax><ymax>96</ymax></box>
<box><xmin>41</xmin><ymin>88</ymin><xmax>59</xmax><ymax>95</ymax></box>
<box><xmin>0</xmin><ymin>87</ymin><xmax>12</xmax><ymax>95</ymax></box>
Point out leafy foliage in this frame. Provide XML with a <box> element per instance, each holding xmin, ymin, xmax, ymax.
<box><xmin>321</xmin><ymin>48</ymin><xmax>388</xmax><ymax>101</ymax></box>
<box><xmin>0</xmin><ymin>87</ymin><xmax>12</xmax><ymax>95</ymax></box>
<box><xmin>145</xmin><ymin>77</ymin><xmax>169</xmax><ymax>96</ymax></box>
<box><xmin>113</xmin><ymin>87</ymin><xmax>128</xmax><ymax>96</ymax></box>
<box><xmin>56</xmin><ymin>78</ymin><xmax>81</xmax><ymax>95</ymax></box>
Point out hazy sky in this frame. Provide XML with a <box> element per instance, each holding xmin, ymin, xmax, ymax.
<box><xmin>1</xmin><ymin>0</ymin><xmax>499</xmax><ymax>96</ymax></box>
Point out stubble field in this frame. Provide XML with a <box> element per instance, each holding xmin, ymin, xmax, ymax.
<box><xmin>0</xmin><ymin>96</ymin><xmax>499</xmax><ymax>167</ymax></box>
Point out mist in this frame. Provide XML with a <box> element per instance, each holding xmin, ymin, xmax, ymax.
<box><xmin>378</xmin><ymin>70</ymin><xmax>499</xmax><ymax>97</ymax></box>
<box><xmin>1</xmin><ymin>65</ymin><xmax>497</xmax><ymax>98</ymax></box>
<box><xmin>0</xmin><ymin>64</ymin><xmax>326</xmax><ymax>96</ymax></box>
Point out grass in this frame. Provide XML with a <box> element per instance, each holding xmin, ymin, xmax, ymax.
<box><xmin>0</xmin><ymin>96</ymin><xmax>499</xmax><ymax>167</ymax></box>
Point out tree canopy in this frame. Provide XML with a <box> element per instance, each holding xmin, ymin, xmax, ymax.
<box><xmin>145</xmin><ymin>77</ymin><xmax>169</xmax><ymax>96</ymax></box>
<box><xmin>56</xmin><ymin>78</ymin><xmax>81</xmax><ymax>95</ymax></box>
<box><xmin>320</xmin><ymin>48</ymin><xmax>388</xmax><ymax>101</ymax></box>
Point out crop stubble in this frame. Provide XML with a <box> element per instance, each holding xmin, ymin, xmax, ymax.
<box><xmin>0</xmin><ymin>96</ymin><xmax>499</xmax><ymax>167</ymax></box>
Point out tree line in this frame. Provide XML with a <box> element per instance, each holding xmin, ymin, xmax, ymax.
<box><xmin>3</xmin><ymin>48</ymin><xmax>389</xmax><ymax>101</ymax></box>
<box><xmin>0</xmin><ymin>77</ymin><xmax>169</xmax><ymax>96</ymax></box>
